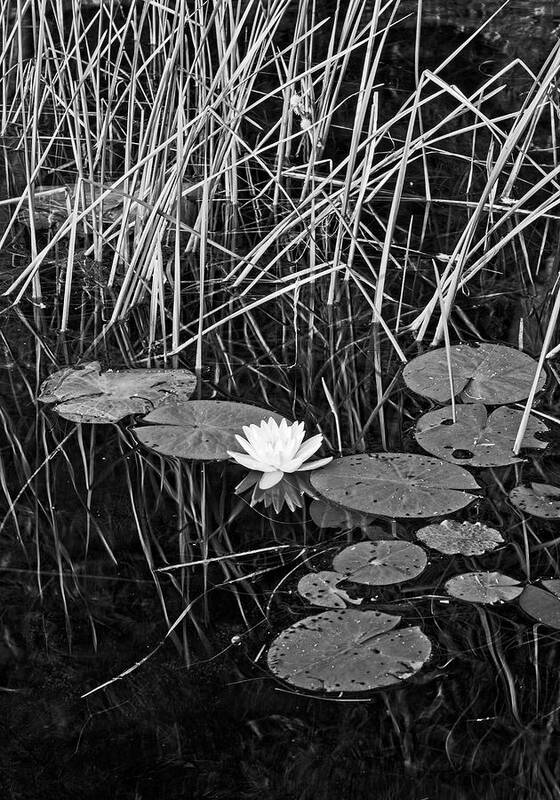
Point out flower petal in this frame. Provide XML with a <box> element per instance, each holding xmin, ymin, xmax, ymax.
<box><xmin>291</xmin><ymin>421</ymin><xmax>306</xmax><ymax>446</ymax></box>
<box><xmin>294</xmin><ymin>433</ymin><xmax>324</xmax><ymax>462</ymax></box>
<box><xmin>242</xmin><ymin>424</ymin><xmax>264</xmax><ymax>450</ymax></box>
<box><xmin>233</xmin><ymin>433</ymin><xmax>261</xmax><ymax>460</ymax></box>
<box><xmin>227</xmin><ymin>451</ymin><xmax>275</xmax><ymax>472</ymax></box>
<box><xmin>296</xmin><ymin>456</ymin><xmax>333</xmax><ymax>472</ymax></box>
<box><xmin>234</xmin><ymin>470</ymin><xmax>260</xmax><ymax>493</ymax></box>
<box><xmin>258</xmin><ymin>470</ymin><xmax>284</xmax><ymax>489</ymax></box>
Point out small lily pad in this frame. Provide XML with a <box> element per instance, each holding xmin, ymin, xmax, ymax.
<box><xmin>445</xmin><ymin>571</ymin><xmax>523</xmax><ymax>604</ymax></box>
<box><xmin>297</xmin><ymin>571</ymin><xmax>362</xmax><ymax>608</ymax></box>
<box><xmin>309</xmin><ymin>499</ymin><xmax>375</xmax><ymax>529</ymax></box>
<box><xmin>403</xmin><ymin>343</ymin><xmax>546</xmax><ymax>404</ymax></box>
<box><xmin>415</xmin><ymin>404</ymin><xmax>548</xmax><ymax>467</ymax></box>
<box><xmin>267</xmin><ymin>609</ymin><xmax>432</xmax><ymax>692</ymax></box>
<box><xmin>416</xmin><ymin>519</ymin><xmax>504</xmax><ymax>555</ymax></box>
<box><xmin>518</xmin><ymin>585</ymin><xmax>560</xmax><ymax>629</ymax></box>
<box><xmin>509</xmin><ymin>483</ymin><xmax>560</xmax><ymax>518</ymax></box>
<box><xmin>332</xmin><ymin>541</ymin><xmax>427</xmax><ymax>585</ymax></box>
<box><xmin>133</xmin><ymin>401</ymin><xmax>286</xmax><ymax>460</ymax></box>
<box><xmin>38</xmin><ymin>361</ymin><xmax>197</xmax><ymax>423</ymax></box>
<box><xmin>310</xmin><ymin>453</ymin><xmax>480</xmax><ymax>518</ymax></box>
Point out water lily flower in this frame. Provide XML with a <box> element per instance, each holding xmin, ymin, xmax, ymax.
<box><xmin>227</xmin><ymin>417</ymin><xmax>332</xmax><ymax>490</ymax></box>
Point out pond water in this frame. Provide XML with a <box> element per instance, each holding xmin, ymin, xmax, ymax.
<box><xmin>2</xmin><ymin>2</ymin><xmax>560</xmax><ymax>799</ymax></box>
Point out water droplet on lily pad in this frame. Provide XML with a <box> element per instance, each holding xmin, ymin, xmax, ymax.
<box><xmin>415</xmin><ymin>404</ymin><xmax>548</xmax><ymax>467</ymax></box>
<box><xmin>267</xmin><ymin>609</ymin><xmax>432</xmax><ymax>692</ymax></box>
<box><xmin>310</xmin><ymin>453</ymin><xmax>479</xmax><ymax>518</ymax></box>
<box><xmin>332</xmin><ymin>541</ymin><xmax>427</xmax><ymax>585</ymax></box>
<box><xmin>38</xmin><ymin>361</ymin><xmax>197</xmax><ymax>423</ymax></box>
<box><xmin>403</xmin><ymin>343</ymin><xmax>545</xmax><ymax>404</ymax></box>
<box><xmin>416</xmin><ymin>519</ymin><xmax>504</xmax><ymax>555</ymax></box>
<box><xmin>445</xmin><ymin>571</ymin><xmax>523</xmax><ymax>604</ymax></box>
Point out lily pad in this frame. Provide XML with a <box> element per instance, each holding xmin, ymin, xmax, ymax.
<box><xmin>403</xmin><ymin>343</ymin><xmax>546</xmax><ymax>404</ymax></box>
<box><xmin>415</xmin><ymin>404</ymin><xmax>548</xmax><ymax>467</ymax></box>
<box><xmin>310</xmin><ymin>453</ymin><xmax>480</xmax><ymax>518</ymax></box>
<box><xmin>509</xmin><ymin>483</ymin><xmax>560</xmax><ymax>518</ymax></box>
<box><xmin>445</xmin><ymin>571</ymin><xmax>523</xmax><ymax>604</ymax></box>
<box><xmin>297</xmin><ymin>571</ymin><xmax>362</xmax><ymax>608</ymax></box>
<box><xmin>309</xmin><ymin>499</ymin><xmax>375</xmax><ymax>530</ymax></box>
<box><xmin>38</xmin><ymin>361</ymin><xmax>197</xmax><ymax>423</ymax></box>
<box><xmin>416</xmin><ymin>520</ymin><xmax>504</xmax><ymax>555</ymax></box>
<box><xmin>332</xmin><ymin>541</ymin><xmax>427</xmax><ymax>585</ymax></box>
<box><xmin>133</xmin><ymin>401</ymin><xmax>286</xmax><ymax>460</ymax></box>
<box><xmin>518</xmin><ymin>585</ymin><xmax>560</xmax><ymax>629</ymax></box>
<box><xmin>267</xmin><ymin>609</ymin><xmax>432</xmax><ymax>692</ymax></box>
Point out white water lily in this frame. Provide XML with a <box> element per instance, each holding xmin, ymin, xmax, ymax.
<box><xmin>227</xmin><ymin>417</ymin><xmax>332</xmax><ymax>490</ymax></box>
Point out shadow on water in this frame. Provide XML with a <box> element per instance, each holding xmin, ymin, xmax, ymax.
<box><xmin>2</xmin><ymin>3</ymin><xmax>560</xmax><ymax>800</ymax></box>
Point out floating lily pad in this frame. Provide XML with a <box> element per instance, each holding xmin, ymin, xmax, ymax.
<box><xmin>518</xmin><ymin>585</ymin><xmax>560</xmax><ymax>629</ymax></box>
<box><xmin>309</xmin><ymin>499</ymin><xmax>375</xmax><ymax>529</ymax></box>
<box><xmin>297</xmin><ymin>571</ymin><xmax>362</xmax><ymax>608</ymax></box>
<box><xmin>332</xmin><ymin>541</ymin><xmax>427</xmax><ymax>585</ymax></box>
<box><xmin>38</xmin><ymin>361</ymin><xmax>197</xmax><ymax>423</ymax></box>
<box><xmin>445</xmin><ymin>571</ymin><xmax>523</xmax><ymax>604</ymax></box>
<box><xmin>133</xmin><ymin>401</ymin><xmax>286</xmax><ymax>460</ymax></box>
<box><xmin>416</xmin><ymin>519</ymin><xmax>504</xmax><ymax>555</ymax></box>
<box><xmin>267</xmin><ymin>609</ymin><xmax>432</xmax><ymax>692</ymax></box>
<box><xmin>509</xmin><ymin>483</ymin><xmax>560</xmax><ymax>518</ymax></box>
<box><xmin>310</xmin><ymin>453</ymin><xmax>480</xmax><ymax>518</ymax></box>
<box><xmin>403</xmin><ymin>343</ymin><xmax>546</xmax><ymax>404</ymax></box>
<box><xmin>415</xmin><ymin>404</ymin><xmax>548</xmax><ymax>467</ymax></box>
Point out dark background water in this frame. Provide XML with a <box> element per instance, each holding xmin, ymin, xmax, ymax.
<box><xmin>2</xmin><ymin>3</ymin><xmax>560</xmax><ymax>799</ymax></box>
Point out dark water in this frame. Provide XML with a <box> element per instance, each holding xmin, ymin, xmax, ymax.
<box><xmin>2</xmin><ymin>4</ymin><xmax>560</xmax><ymax>800</ymax></box>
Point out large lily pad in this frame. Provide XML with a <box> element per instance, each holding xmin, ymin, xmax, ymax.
<box><xmin>519</xmin><ymin>585</ymin><xmax>560</xmax><ymax>630</ymax></box>
<box><xmin>403</xmin><ymin>343</ymin><xmax>546</xmax><ymax>404</ymax></box>
<box><xmin>38</xmin><ymin>361</ymin><xmax>197</xmax><ymax>423</ymax></box>
<box><xmin>332</xmin><ymin>541</ymin><xmax>427</xmax><ymax>585</ymax></box>
<box><xmin>509</xmin><ymin>483</ymin><xmax>560</xmax><ymax>518</ymax></box>
<box><xmin>445</xmin><ymin>571</ymin><xmax>523</xmax><ymax>604</ymax></box>
<box><xmin>297</xmin><ymin>571</ymin><xmax>362</xmax><ymax>608</ymax></box>
<box><xmin>416</xmin><ymin>519</ymin><xmax>504</xmax><ymax>555</ymax></box>
<box><xmin>267</xmin><ymin>609</ymin><xmax>432</xmax><ymax>692</ymax></box>
<box><xmin>415</xmin><ymin>404</ymin><xmax>548</xmax><ymax>467</ymax></box>
<box><xmin>310</xmin><ymin>453</ymin><xmax>480</xmax><ymax>518</ymax></box>
<box><xmin>133</xmin><ymin>401</ymin><xmax>286</xmax><ymax>460</ymax></box>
